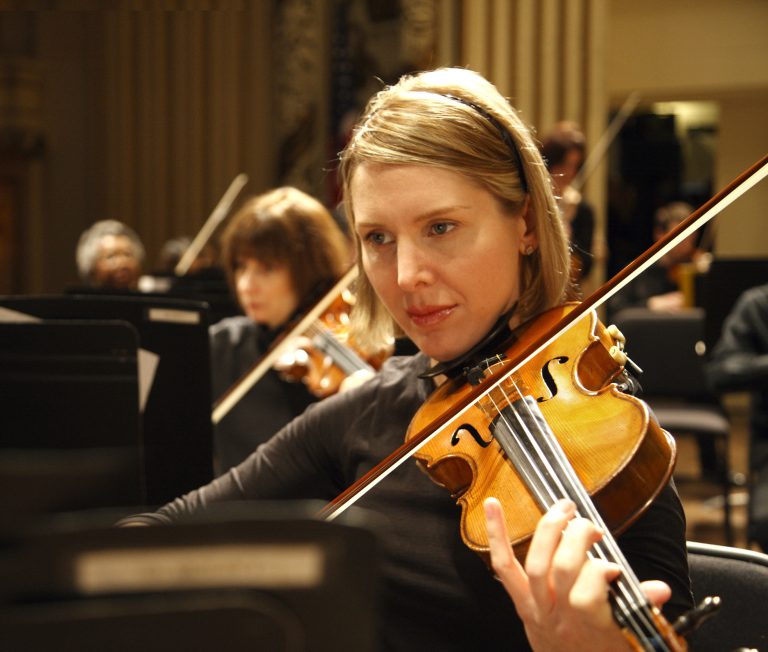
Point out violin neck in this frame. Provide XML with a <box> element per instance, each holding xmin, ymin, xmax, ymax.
<box><xmin>306</xmin><ymin>322</ymin><xmax>374</xmax><ymax>376</ymax></box>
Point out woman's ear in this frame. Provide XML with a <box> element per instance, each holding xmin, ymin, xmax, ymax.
<box><xmin>519</xmin><ymin>197</ymin><xmax>538</xmax><ymax>253</ymax></box>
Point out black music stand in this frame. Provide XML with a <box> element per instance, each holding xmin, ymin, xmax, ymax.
<box><xmin>0</xmin><ymin>320</ymin><xmax>143</xmax><ymax>514</ymax></box>
<box><xmin>0</xmin><ymin>294</ymin><xmax>214</xmax><ymax>505</ymax></box>
<box><xmin>0</xmin><ymin>502</ymin><xmax>380</xmax><ymax>652</ymax></box>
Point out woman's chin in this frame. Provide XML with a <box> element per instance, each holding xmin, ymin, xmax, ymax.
<box><xmin>416</xmin><ymin>338</ymin><xmax>469</xmax><ymax>364</ymax></box>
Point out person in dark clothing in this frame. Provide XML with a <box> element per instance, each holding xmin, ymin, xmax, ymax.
<box><xmin>607</xmin><ymin>201</ymin><xmax>705</xmax><ymax>320</ymax></box>
<box><xmin>706</xmin><ymin>283</ymin><xmax>768</xmax><ymax>550</ymax></box>
<box><xmin>210</xmin><ymin>186</ymin><xmax>351</xmax><ymax>473</ymax></box>
<box><xmin>539</xmin><ymin>121</ymin><xmax>596</xmax><ymax>286</ymax></box>
<box><xmin>125</xmin><ymin>68</ymin><xmax>692</xmax><ymax>651</ymax></box>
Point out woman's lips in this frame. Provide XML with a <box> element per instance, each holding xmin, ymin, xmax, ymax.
<box><xmin>406</xmin><ymin>305</ymin><xmax>456</xmax><ymax>327</ymax></box>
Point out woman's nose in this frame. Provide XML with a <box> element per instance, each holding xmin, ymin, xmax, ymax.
<box><xmin>237</xmin><ymin>268</ymin><xmax>259</xmax><ymax>293</ymax></box>
<box><xmin>397</xmin><ymin>241</ymin><xmax>433</xmax><ymax>290</ymax></box>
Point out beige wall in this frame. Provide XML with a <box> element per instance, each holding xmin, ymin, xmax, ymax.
<box><xmin>607</xmin><ymin>0</ymin><xmax>768</xmax><ymax>257</ymax></box>
<box><xmin>607</xmin><ymin>0</ymin><xmax>768</xmax><ymax>97</ymax></box>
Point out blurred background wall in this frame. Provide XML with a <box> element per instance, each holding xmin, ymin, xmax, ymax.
<box><xmin>0</xmin><ymin>0</ymin><xmax>766</xmax><ymax>295</ymax></box>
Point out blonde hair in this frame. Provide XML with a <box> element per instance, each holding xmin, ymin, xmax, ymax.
<box><xmin>221</xmin><ymin>187</ymin><xmax>350</xmax><ymax>305</ymax></box>
<box><xmin>339</xmin><ymin>67</ymin><xmax>572</xmax><ymax>349</ymax></box>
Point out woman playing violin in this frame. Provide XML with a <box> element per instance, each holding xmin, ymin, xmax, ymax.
<box><xmin>210</xmin><ymin>186</ymin><xmax>351</xmax><ymax>473</ymax></box>
<box><xmin>127</xmin><ymin>68</ymin><xmax>692</xmax><ymax>651</ymax></box>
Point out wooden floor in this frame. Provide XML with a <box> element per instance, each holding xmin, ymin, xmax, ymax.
<box><xmin>675</xmin><ymin>392</ymin><xmax>760</xmax><ymax>551</ymax></box>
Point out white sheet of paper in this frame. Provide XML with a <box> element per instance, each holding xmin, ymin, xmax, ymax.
<box><xmin>137</xmin><ymin>348</ymin><xmax>159</xmax><ymax>413</ymax></box>
<box><xmin>0</xmin><ymin>306</ymin><xmax>41</xmax><ymax>323</ymax></box>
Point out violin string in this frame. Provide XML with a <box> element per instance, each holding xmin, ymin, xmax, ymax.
<box><xmin>483</xmin><ymin>374</ymin><xmax>670</xmax><ymax>652</ymax></box>
<box><xmin>305</xmin><ymin>322</ymin><xmax>374</xmax><ymax>375</ymax></box>
<box><xmin>500</xmin><ymin>386</ymin><xmax>667</xmax><ymax>652</ymax></box>
<box><xmin>493</xmin><ymin>382</ymin><xmax>666</xmax><ymax>652</ymax></box>
<box><xmin>485</xmin><ymin>392</ymin><xmax>663</xmax><ymax>652</ymax></box>
<box><xmin>316</xmin><ymin>323</ymin><xmax>373</xmax><ymax>374</ymax></box>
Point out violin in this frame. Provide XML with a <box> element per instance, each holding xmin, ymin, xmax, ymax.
<box><xmin>275</xmin><ymin>291</ymin><xmax>391</xmax><ymax>398</ymax></box>
<box><xmin>410</xmin><ymin>304</ymin><xmax>692</xmax><ymax>650</ymax></box>
<box><xmin>212</xmin><ymin>266</ymin><xmax>392</xmax><ymax>423</ymax></box>
<box><xmin>320</xmin><ymin>155</ymin><xmax>768</xmax><ymax>650</ymax></box>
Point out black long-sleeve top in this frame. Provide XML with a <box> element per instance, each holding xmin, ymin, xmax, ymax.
<box><xmin>209</xmin><ymin>316</ymin><xmax>318</xmax><ymax>474</ymax></box>
<box><xmin>707</xmin><ymin>283</ymin><xmax>768</xmax><ymax>467</ymax></box>
<box><xmin>133</xmin><ymin>352</ymin><xmax>693</xmax><ymax>651</ymax></box>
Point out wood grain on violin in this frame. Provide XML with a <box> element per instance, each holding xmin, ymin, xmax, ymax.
<box><xmin>408</xmin><ymin>305</ymin><xmax>675</xmax><ymax>561</ymax></box>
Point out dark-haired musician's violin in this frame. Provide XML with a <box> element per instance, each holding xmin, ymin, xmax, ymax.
<box><xmin>275</xmin><ymin>290</ymin><xmax>391</xmax><ymax>398</ymax></box>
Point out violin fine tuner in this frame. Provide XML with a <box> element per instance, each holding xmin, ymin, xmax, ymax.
<box><xmin>672</xmin><ymin>595</ymin><xmax>721</xmax><ymax>637</ymax></box>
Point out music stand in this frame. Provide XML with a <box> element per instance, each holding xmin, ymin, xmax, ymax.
<box><xmin>0</xmin><ymin>294</ymin><xmax>215</xmax><ymax>505</ymax></box>
<box><xmin>0</xmin><ymin>502</ymin><xmax>380</xmax><ymax>652</ymax></box>
<box><xmin>0</xmin><ymin>320</ymin><xmax>143</xmax><ymax>514</ymax></box>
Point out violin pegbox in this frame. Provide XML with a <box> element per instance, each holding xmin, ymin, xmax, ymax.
<box><xmin>605</xmin><ymin>323</ymin><xmax>644</xmax><ymax>378</ymax></box>
<box><xmin>605</xmin><ymin>323</ymin><xmax>628</xmax><ymax>366</ymax></box>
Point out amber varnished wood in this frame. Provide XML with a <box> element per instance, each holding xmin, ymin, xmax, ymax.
<box><xmin>406</xmin><ymin>306</ymin><xmax>676</xmax><ymax>563</ymax></box>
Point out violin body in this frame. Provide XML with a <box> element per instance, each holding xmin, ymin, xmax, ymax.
<box><xmin>406</xmin><ymin>304</ymin><xmax>677</xmax><ymax>564</ymax></box>
<box><xmin>277</xmin><ymin>290</ymin><xmax>392</xmax><ymax>398</ymax></box>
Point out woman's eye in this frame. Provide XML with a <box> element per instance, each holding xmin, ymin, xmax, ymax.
<box><xmin>364</xmin><ymin>231</ymin><xmax>391</xmax><ymax>246</ymax></box>
<box><xmin>430</xmin><ymin>222</ymin><xmax>454</xmax><ymax>236</ymax></box>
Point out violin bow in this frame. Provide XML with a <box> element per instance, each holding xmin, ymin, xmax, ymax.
<box><xmin>211</xmin><ymin>265</ymin><xmax>359</xmax><ymax>425</ymax></box>
<box><xmin>571</xmin><ymin>91</ymin><xmax>640</xmax><ymax>193</ymax></box>
<box><xmin>321</xmin><ymin>153</ymin><xmax>768</xmax><ymax>521</ymax></box>
<box><xmin>174</xmin><ymin>173</ymin><xmax>249</xmax><ymax>276</ymax></box>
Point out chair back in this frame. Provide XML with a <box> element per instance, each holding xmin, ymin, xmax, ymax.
<box><xmin>611</xmin><ymin>307</ymin><xmax>713</xmax><ymax>401</ymax></box>
<box><xmin>686</xmin><ymin>541</ymin><xmax>768</xmax><ymax>652</ymax></box>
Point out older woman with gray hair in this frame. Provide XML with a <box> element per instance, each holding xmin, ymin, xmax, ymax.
<box><xmin>76</xmin><ymin>219</ymin><xmax>145</xmax><ymax>290</ymax></box>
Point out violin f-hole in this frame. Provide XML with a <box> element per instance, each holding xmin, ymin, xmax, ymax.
<box><xmin>451</xmin><ymin>423</ymin><xmax>492</xmax><ymax>448</ymax></box>
<box><xmin>537</xmin><ymin>355</ymin><xmax>569</xmax><ymax>402</ymax></box>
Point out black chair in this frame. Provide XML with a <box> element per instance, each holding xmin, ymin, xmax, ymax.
<box><xmin>685</xmin><ymin>541</ymin><xmax>768</xmax><ymax>652</ymax></box>
<box><xmin>610</xmin><ymin>307</ymin><xmax>734</xmax><ymax>543</ymax></box>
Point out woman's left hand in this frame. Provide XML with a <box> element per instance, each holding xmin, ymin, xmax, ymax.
<box><xmin>484</xmin><ymin>497</ymin><xmax>672</xmax><ymax>652</ymax></box>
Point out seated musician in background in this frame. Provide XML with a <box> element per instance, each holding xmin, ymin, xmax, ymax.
<box><xmin>210</xmin><ymin>187</ymin><xmax>352</xmax><ymax>474</ymax></box>
<box><xmin>75</xmin><ymin>219</ymin><xmax>145</xmax><ymax>290</ymax></box>
<box><xmin>123</xmin><ymin>68</ymin><xmax>692</xmax><ymax>651</ymax></box>
<box><xmin>607</xmin><ymin>201</ymin><xmax>704</xmax><ymax>319</ymax></box>
<box><xmin>707</xmin><ymin>283</ymin><xmax>768</xmax><ymax>551</ymax></box>
<box><xmin>539</xmin><ymin>121</ymin><xmax>595</xmax><ymax>288</ymax></box>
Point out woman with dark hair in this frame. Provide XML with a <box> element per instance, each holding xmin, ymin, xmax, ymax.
<box><xmin>210</xmin><ymin>186</ymin><xmax>352</xmax><ymax>473</ymax></box>
<box><xmin>539</xmin><ymin>121</ymin><xmax>596</xmax><ymax>285</ymax></box>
